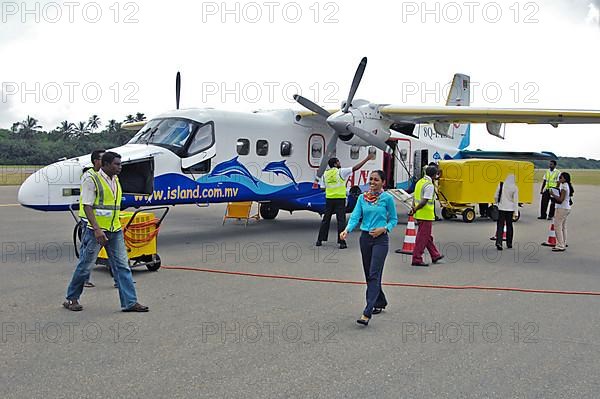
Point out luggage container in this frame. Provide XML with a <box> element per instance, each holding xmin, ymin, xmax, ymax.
<box><xmin>436</xmin><ymin>159</ymin><xmax>534</xmax><ymax>223</ymax></box>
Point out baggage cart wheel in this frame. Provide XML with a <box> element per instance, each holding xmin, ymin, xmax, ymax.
<box><xmin>462</xmin><ymin>208</ymin><xmax>476</xmax><ymax>223</ymax></box>
<box><xmin>146</xmin><ymin>254</ymin><xmax>161</xmax><ymax>271</ymax></box>
<box><xmin>441</xmin><ymin>207</ymin><xmax>454</xmax><ymax>220</ymax></box>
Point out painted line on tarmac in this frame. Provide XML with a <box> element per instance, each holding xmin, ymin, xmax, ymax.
<box><xmin>0</xmin><ymin>203</ymin><xmax>20</xmax><ymax>207</ymax></box>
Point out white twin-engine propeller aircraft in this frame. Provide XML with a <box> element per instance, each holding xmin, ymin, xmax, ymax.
<box><xmin>17</xmin><ymin>57</ymin><xmax>600</xmax><ymax>219</ymax></box>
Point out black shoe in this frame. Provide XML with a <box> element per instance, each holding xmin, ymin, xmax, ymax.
<box><xmin>547</xmin><ymin>216</ymin><xmax>553</xmax><ymax>220</ymax></box>
<box><xmin>122</xmin><ymin>303</ymin><xmax>149</xmax><ymax>312</ymax></box>
<box><xmin>315</xmin><ymin>241</ymin><xmax>322</xmax><ymax>247</ymax></box>
<box><xmin>356</xmin><ymin>316</ymin><xmax>370</xmax><ymax>326</ymax></box>
<box><xmin>432</xmin><ymin>255</ymin><xmax>445</xmax><ymax>264</ymax></box>
<box><xmin>411</xmin><ymin>262</ymin><xmax>429</xmax><ymax>267</ymax></box>
<box><xmin>339</xmin><ymin>243</ymin><xmax>347</xmax><ymax>249</ymax></box>
<box><xmin>372</xmin><ymin>307</ymin><xmax>385</xmax><ymax>315</ymax></box>
<box><xmin>507</xmin><ymin>244</ymin><xmax>513</xmax><ymax>249</ymax></box>
<box><xmin>537</xmin><ymin>216</ymin><xmax>546</xmax><ymax>220</ymax></box>
<box><xmin>496</xmin><ymin>244</ymin><xmax>503</xmax><ymax>251</ymax></box>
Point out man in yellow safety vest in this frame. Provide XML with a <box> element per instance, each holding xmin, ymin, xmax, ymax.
<box><xmin>407</xmin><ymin>165</ymin><xmax>444</xmax><ymax>266</ymax></box>
<box><xmin>63</xmin><ymin>151</ymin><xmax>148</xmax><ymax>312</ymax></box>
<box><xmin>539</xmin><ymin>160</ymin><xmax>560</xmax><ymax>220</ymax></box>
<box><xmin>316</xmin><ymin>153</ymin><xmax>374</xmax><ymax>249</ymax></box>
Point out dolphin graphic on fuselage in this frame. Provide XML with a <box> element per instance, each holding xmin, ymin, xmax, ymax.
<box><xmin>208</xmin><ymin>156</ymin><xmax>261</xmax><ymax>186</ymax></box>
<box><xmin>262</xmin><ymin>160</ymin><xmax>298</xmax><ymax>188</ymax></box>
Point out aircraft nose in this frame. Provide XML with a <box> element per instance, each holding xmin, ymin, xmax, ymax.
<box><xmin>18</xmin><ymin>169</ymin><xmax>48</xmax><ymax>208</ymax></box>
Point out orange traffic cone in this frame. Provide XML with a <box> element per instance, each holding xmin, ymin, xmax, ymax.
<box><xmin>396</xmin><ymin>215</ymin><xmax>417</xmax><ymax>254</ymax></box>
<box><xmin>490</xmin><ymin>221</ymin><xmax>507</xmax><ymax>241</ymax></box>
<box><xmin>541</xmin><ymin>222</ymin><xmax>557</xmax><ymax>247</ymax></box>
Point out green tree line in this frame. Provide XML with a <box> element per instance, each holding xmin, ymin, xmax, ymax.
<box><xmin>533</xmin><ymin>157</ymin><xmax>600</xmax><ymax>169</ymax></box>
<box><xmin>0</xmin><ymin>114</ymin><xmax>144</xmax><ymax>165</ymax></box>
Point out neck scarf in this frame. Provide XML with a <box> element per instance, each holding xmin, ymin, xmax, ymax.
<box><xmin>364</xmin><ymin>190</ymin><xmax>383</xmax><ymax>204</ymax></box>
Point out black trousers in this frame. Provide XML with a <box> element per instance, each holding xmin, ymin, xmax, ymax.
<box><xmin>317</xmin><ymin>198</ymin><xmax>347</xmax><ymax>244</ymax></box>
<box><xmin>496</xmin><ymin>210</ymin><xmax>514</xmax><ymax>247</ymax></box>
<box><xmin>360</xmin><ymin>232</ymin><xmax>388</xmax><ymax>318</ymax></box>
<box><xmin>540</xmin><ymin>189</ymin><xmax>555</xmax><ymax>219</ymax></box>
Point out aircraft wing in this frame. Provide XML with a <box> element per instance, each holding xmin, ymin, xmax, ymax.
<box><xmin>379</xmin><ymin>105</ymin><xmax>600</xmax><ymax>125</ymax></box>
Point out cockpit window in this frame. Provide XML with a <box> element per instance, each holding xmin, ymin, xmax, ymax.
<box><xmin>128</xmin><ymin>118</ymin><xmax>214</xmax><ymax>156</ymax></box>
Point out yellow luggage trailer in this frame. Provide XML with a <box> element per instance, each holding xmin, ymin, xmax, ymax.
<box><xmin>74</xmin><ymin>206</ymin><xmax>169</xmax><ymax>272</ymax></box>
<box><xmin>437</xmin><ymin>160</ymin><xmax>534</xmax><ymax>223</ymax></box>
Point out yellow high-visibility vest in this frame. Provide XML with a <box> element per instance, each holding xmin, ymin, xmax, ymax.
<box><xmin>90</xmin><ymin>172</ymin><xmax>122</xmax><ymax>232</ymax></box>
<box><xmin>544</xmin><ymin>169</ymin><xmax>560</xmax><ymax>190</ymax></box>
<box><xmin>324</xmin><ymin>168</ymin><xmax>346</xmax><ymax>199</ymax></box>
<box><xmin>414</xmin><ymin>177</ymin><xmax>435</xmax><ymax>221</ymax></box>
<box><xmin>79</xmin><ymin>169</ymin><xmax>98</xmax><ymax>219</ymax></box>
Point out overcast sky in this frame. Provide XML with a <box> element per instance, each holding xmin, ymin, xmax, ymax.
<box><xmin>1</xmin><ymin>0</ymin><xmax>600</xmax><ymax>158</ymax></box>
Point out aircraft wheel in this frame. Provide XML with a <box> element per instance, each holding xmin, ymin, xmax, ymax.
<box><xmin>146</xmin><ymin>254</ymin><xmax>161</xmax><ymax>271</ymax></box>
<box><xmin>441</xmin><ymin>207</ymin><xmax>453</xmax><ymax>220</ymax></box>
<box><xmin>462</xmin><ymin>208</ymin><xmax>476</xmax><ymax>223</ymax></box>
<box><xmin>260</xmin><ymin>203</ymin><xmax>279</xmax><ymax>220</ymax></box>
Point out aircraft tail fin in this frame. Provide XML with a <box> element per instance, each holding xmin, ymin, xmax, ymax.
<box><xmin>446</xmin><ymin>73</ymin><xmax>470</xmax><ymax>106</ymax></box>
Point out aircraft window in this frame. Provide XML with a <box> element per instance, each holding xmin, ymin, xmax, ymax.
<box><xmin>256</xmin><ymin>140</ymin><xmax>269</xmax><ymax>156</ymax></box>
<box><xmin>280</xmin><ymin>141</ymin><xmax>292</xmax><ymax>157</ymax></box>
<box><xmin>237</xmin><ymin>138</ymin><xmax>250</xmax><ymax>155</ymax></box>
<box><xmin>311</xmin><ymin>142</ymin><xmax>322</xmax><ymax>158</ymax></box>
<box><xmin>187</xmin><ymin>123</ymin><xmax>215</xmax><ymax>155</ymax></box>
<box><xmin>350</xmin><ymin>145</ymin><xmax>360</xmax><ymax>160</ymax></box>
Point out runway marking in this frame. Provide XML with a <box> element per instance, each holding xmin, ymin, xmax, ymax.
<box><xmin>162</xmin><ymin>265</ymin><xmax>600</xmax><ymax>297</ymax></box>
<box><xmin>0</xmin><ymin>203</ymin><xmax>20</xmax><ymax>207</ymax></box>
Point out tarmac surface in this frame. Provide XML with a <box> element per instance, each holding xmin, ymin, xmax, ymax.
<box><xmin>1</xmin><ymin>185</ymin><xmax>599</xmax><ymax>398</ymax></box>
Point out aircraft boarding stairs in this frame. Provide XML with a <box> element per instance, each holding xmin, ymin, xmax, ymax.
<box><xmin>387</xmin><ymin>188</ymin><xmax>413</xmax><ymax>211</ymax></box>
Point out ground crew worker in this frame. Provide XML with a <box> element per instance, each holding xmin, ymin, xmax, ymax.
<box><xmin>316</xmin><ymin>153</ymin><xmax>374</xmax><ymax>249</ymax></box>
<box><xmin>80</xmin><ymin>149</ymin><xmax>105</xmax><ymax>288</ymax></box>
<box><xmin>63</xmin><ymin>151</ymin><xmax>148</xmax><ymax>312</ymax></box>
<box><xmin>539</xmin><ymin>160</ymin><xmax>560</xmax><ymax>220</ymax></box>
<box><xmin>405</xmin><ymin>165</ymin><xmax>444</xmax><ymax>266</ymax></box>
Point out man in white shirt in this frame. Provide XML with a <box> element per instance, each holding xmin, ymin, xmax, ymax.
<box><xmin>317</xmin><ymin>154</ymin><xmax>374</xmax><ymax>249</ymax></box>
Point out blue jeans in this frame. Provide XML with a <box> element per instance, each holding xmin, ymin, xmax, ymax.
<box><xmin>66</xmin><ymin>227</ymin><xmax>138</xmax><ymax>309</ymax></box>
<box><xmin>81</xmin><ymin>221</ymin><xmax>119</xmax><ymax>286</ymax></box>
<box><xmin>359</xmin><ymin>232</ymin><xmax>389</xmax><ymax>318</ymax></box>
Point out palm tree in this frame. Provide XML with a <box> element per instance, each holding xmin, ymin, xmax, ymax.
<box><xmin>57</xmin><ymin>120</ymin><xmax>74</xmax><ymax>134</ymax></box>
<box><xmin>88</xmin><ymin>115</ymin><xmax>101</xmax><ymax>132</ymax></box>
<box><xmin>107</xmin><ymin>119</ymin><xmax>121</xmax><ymax>133</ymax></box>
<box><xmin>135</xmin><ymin>112</ymin><xmax>146</xmax><ymax>122</ymax></box>
<box><xmin>124</xmin><ymin>114</ymin><xmax>135</xmax><ymax>123</ymax></box>
<box><xmin>73</xmin><ymin>121</ymin><xmax>90</xmax><ymax>136</ymax></box>
<box><xmin>13</xmin><ymin>116</ymin><xmax>42</xmax><ymax>136</ymax></box>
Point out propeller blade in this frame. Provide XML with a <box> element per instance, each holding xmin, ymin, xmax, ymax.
<box><xmin>316</xmin><ymin>132</ymin><xmax>339</xmax><ymax>179</ymax></box>
<box><xmin>343</xmin><ymin>57</ymin><xmax>367</xmax><ymax>113</ymax></box>
<box><xmin>346</xmin><ymin>125</ymin><xmax>392</xmax><ymax>154</ymax></box>
<box><xmin>176</xmin><ymin>71</ymin><xmax>181</xmax><ymax>110</ymax></box>
<box><xmin>293</xmin><ymin>94</ymin><xmax>330</xmax><ymax>118</ymax></box>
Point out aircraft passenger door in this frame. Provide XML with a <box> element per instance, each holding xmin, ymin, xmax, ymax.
<box><xmin>393</xmin><ymin>140</ymin><xmax>411</xmax><ymax>190</ymax></box>
<box><xmin>413</xmin><ymin>149</ymin><xmax>428</xmax><ymax>180</ymax></box>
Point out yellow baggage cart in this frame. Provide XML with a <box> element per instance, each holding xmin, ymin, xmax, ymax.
<box><xmin>436</xmin><ymin>160</ymin><xmax>534</xmax><ymax>223</ymax></box>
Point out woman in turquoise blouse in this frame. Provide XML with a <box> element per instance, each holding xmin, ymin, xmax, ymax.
<box><xmin>340</xmin><ymin>170</ymin><xmax>398</xmax><ymax>326</ymax></box>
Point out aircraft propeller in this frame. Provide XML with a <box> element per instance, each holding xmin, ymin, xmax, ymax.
<box><xmin>293</xmin><ymin>57</ymin><xmax>392</xmax><ymax>180</ymax></box>
<box><xmin>176</xmin><ymin>71</ymin><xmax>181</xmax><ymax>110</ymax></box>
